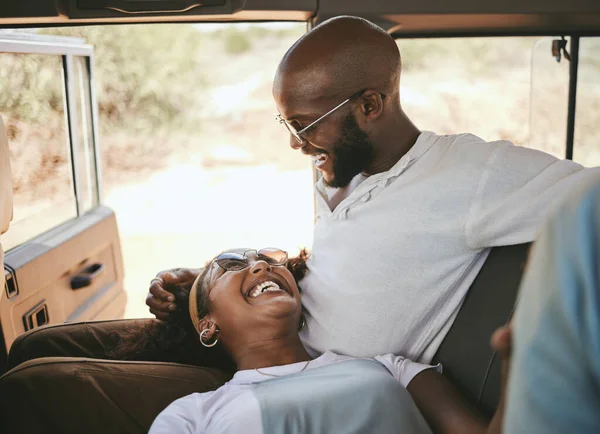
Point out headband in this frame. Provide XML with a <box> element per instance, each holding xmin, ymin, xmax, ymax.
<box><xmin>189</xmin><ymin>274</ymin><xmax>203</xmax><ymax>335</ymax></box>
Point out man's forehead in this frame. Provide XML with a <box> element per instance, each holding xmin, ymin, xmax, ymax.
<box><xmin>274</xmin><ymin>72</ymin><xmax>338</xmax><ymax>118</ymax></box>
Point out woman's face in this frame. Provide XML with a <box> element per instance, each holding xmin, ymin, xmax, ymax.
<box><xmin>202</xmin><ymin>248</ymin><xmax>302</xmax><ymax>347</ymax></box>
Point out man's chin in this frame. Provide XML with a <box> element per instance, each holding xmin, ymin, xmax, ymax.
<box><xmin>323</xmin><ymin>172</ymin><xmax>354</xmax><ymax>189</ymax></box>
<box><xmin>322</xmin><ymin>173</ymin><xmax>340</xmax><ymax>188</ymax></box>
<box><xmin>320</xmin><ymin>171</ymin><xmax>334</xmax><ymax>186</ymax></box>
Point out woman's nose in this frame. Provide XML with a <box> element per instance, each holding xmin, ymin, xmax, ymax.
<box><xmin>249</xmin><ymin>260</ymin><xmax>272</xmax><ymax>275</ymax></box>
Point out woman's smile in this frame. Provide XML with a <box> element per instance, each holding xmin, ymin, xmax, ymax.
<box><xmin>244</xmin><ymin>274</ymin><xmax>292</xmax><ymax>302</ymax></box>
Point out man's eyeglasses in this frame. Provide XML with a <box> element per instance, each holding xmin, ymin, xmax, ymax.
<box><xmin>212</xmin><ymin>248</ymin><xmax>288</xmax><ymax>273</ymax></box>
<box><xmin>275</xmin><ymin>89</ymin><xmax>369</xmax><ymax>144</ymax></box>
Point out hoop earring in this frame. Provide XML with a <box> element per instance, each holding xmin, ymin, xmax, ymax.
<box><xmin>200</xmin><ymin>328</ymin><xmax>219</xmax><ymax>348</ymax></box>
<box><xmin>298</xmin><ymin>314</ymin><xmax>306</xmax><ymax>331</ymax></box>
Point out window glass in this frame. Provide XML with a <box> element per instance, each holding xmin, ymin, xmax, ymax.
<box><xmin>573</xmin><ymin>37</ymin><xmax>600</xmax><ymax>166</ymax></box>
<box><xmin>529</xmin><ymin>37</ymin><xmax>570</xmax><ymax>159</ymax></box>
<box><xmin>0</xmin><ymin>53</ymin><xmax>77</xmax><ymax>250</ymax></box>
<box><xmin>398</xmin><ymin>36</ymin><xmax>568</xmax><ymax>158</ymax></box>
<box><xmin>72</xmin><ymin>55</ymin><xmax>100</xmax><ymax>212</ymax></box>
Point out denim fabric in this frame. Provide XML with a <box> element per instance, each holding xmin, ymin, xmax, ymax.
<box><xmin>505</xmin><ymin>177</ymin><xmax>600</xmax><ymax>434</ymax></box>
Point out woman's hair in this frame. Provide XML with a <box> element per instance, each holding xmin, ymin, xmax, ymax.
<box><xmin>109</xmin><ymin>249</ymin><xmax>310</xmax><ymax>367</ymax></box>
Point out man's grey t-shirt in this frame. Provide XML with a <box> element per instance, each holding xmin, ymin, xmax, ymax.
<box><xmin>300</xmin><ymin>131</ymin><xmax>599</xmax><ymax>362</ymax></box>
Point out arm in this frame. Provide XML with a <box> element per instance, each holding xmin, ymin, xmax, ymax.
<box><xmin>394</xmin><ymin>326</ymin><xmax>512</xmax><ymax>434</ymax></box>
<box><xmin>406</xmin><ymin>369</ymin><xmax>488</xmax><ymax>434</ymax></box>
<box><xmin>465</xmin><ymin>143</ymin><xmax>600</xmax><ymax>249</ymax></box>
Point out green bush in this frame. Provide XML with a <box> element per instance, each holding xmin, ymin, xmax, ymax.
<box><xmin>223</xmin><ymin>28</ymin><xmax>252</xmax><ymax>54</ymax></box>
<box><xmin>0</xmin><ymin>53</ymin><xmax>66</xmax><ymax>122</ymax></box>
<box><xmin>0</xmin><ymin>25</ymin><xmax>207</xmax><ymax>131</ymax></box>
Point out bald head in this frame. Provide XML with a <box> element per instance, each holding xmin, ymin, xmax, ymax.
<box><xmin>274</xmin><ymin>16</ymin><xmax>402</xmax><ymax>105</ymax></box>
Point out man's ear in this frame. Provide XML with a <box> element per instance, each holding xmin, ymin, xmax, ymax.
<box><xmin>358</xmin><ymin>90</ymin><xmax>385</xmax><ymax>121</ymax></box>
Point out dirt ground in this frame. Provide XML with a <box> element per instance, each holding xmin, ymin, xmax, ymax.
<box><xmin>105</xmin><ymin>163</ymin><xmax>314</xmax><ymax>318</ymax></box>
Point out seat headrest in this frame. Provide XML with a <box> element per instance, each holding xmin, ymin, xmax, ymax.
<box><xmin>1</xmin><ymin>114</ymin><xmax>13</xmax><ymax>237</ymax></box>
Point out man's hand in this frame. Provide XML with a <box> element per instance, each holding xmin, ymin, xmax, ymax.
<box><xmin>486</xmin><ymin>323</ymin><xmax>513</xmax><ymax>434</ymax></box>
<box><xmin>146</xmin><ymin>268</ymin><xmax>202</xmax><ymax>320</ymax></box>
<box><xmin>491</xmin><ymin>323</ymin><xmax>512</xmax><ymax>390</ymax></box>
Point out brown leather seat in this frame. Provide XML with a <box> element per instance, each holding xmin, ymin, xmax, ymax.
<box><xmin>433</xmin><ymin>243</ymin><xmax>531</xmax><ymax>418</ymax></box>
<box><xmin>0</xmin><ymin>356</ymin><xmax>231</xmax><ymax>434</ymax></box>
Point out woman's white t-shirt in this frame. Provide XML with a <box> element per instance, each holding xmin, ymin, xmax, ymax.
<box><xmin>149</xmin><ymin>351</ymin><xmax>438</xmax><ymax>434</ymax></box>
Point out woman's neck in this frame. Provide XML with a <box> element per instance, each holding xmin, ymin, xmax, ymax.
<box><xmin>232</xmin><ymin>333</ymin><xmax>312</xmax><ymax>371</ymax></box>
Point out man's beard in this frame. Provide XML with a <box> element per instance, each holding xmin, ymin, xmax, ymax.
<box><xmin>325</xmin><ymin>113</ymin><xmax>375</xmax><ymax>188</ymax></box>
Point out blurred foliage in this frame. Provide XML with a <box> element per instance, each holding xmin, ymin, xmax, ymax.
<box><xmin>0</xmin><ymin>54</ymin><xmax>64</xmax><ymax>122</ymax></box>
<box><xmin>215</xmin><ymin>25</ymin><xmax>303</xmax><ymax>54</ymax></box>
<box><xmin>223</xmin><ymin>28</ymin><xmax>252</xmax><ymax>54</ymax></box>
<box><xmin>398</xmin><ymin>37</ymin><xmax>540</xmax><ymax>75</ymax></box>
<box><xmin>0</xmin><ymin>25</ymin><xmax>207</xmax><ymax>130</ymax></box>
<box><xmin>398</xmin><ymin>36</ymin><xmax>600</xmax><ymax>77</ymax></box>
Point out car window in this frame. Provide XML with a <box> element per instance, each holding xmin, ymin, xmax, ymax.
<box><xmin>398</xmin><ymin>36</ymin><xmax>569</xmax><ymax>159</ymax></box>
<box><xmin>24</xmin><ymin>23</ymin><xmax>312</xmax><ymax>318</ymax></box>
<box><xmin>528</xmin><ymin>37</ymin><xmax>570</xmax><ymax>159</ymax></box>
<box><xmin>0</xmin><ymin>52</ymin><xmax>77</xmax><ymax>250</ymax></box>
<box><xmin>0</xmin><ymin>36</ymin><xmax>100</xmax><ymax>251</ymax></box>
<box><xmin>573</xmin><ymin>37</ymin><xmax>600</xmax><ymax>167</ymax></box>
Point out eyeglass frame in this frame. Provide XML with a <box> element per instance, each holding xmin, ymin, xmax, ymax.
<box><xmin>276</xmin><ymin>88</ymin><xmax>383</xmax><ymax>144</ymax></box>
<box><xmin>208</xmin><ymin>248</ymin><xmax>289</xmax><ymax>283</ymax></box>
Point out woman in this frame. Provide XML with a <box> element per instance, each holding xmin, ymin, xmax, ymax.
<box><xmin>135</xmin><ymin>247</ymin><xmax>508</xmax><ymax>434</ymax></box>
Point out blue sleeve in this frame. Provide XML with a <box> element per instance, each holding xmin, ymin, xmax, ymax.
<box><xmin>505</xmin><ymin>177</ymin><xmax>600</xmax><ymax>434</ymax></box>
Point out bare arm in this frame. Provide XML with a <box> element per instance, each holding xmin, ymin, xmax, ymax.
<box><xmin>406</xmin><ymin>327</ymin><xmax>511</xmax><ymax>434</ymax></box>
<box><xmin>407</xmin><ymin>369</ymin><xmax>488</xmax><ymax>434</ymax></box>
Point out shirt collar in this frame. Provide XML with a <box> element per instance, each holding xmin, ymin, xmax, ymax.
<box><xmin>228</xmin><ymin>351</ymin><xmax>339</xmax><ymax>385</ymax></box>
<box><xmin>315</xmin><ymin>130</ymin><xmax>436</xmax><ymax>194</ymax></box>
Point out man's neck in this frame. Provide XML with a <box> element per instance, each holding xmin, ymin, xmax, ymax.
<box><xmin>232</xmin><ymin>333</ymin><xmax>312</xmax><ymax>371</ymax></box>
<box><xmin>364</xmin><ymin>110</ymin><xmax>421</xmax><ymax>176</ymax></box>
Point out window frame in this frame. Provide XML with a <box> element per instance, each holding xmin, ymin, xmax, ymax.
<box><xmin>0</xmin><ymin>34</ymin><xmax>102</xmax><ymax>248</ymax></box>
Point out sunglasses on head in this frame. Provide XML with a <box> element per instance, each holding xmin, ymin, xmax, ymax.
<box><xmin>213</xmin><ymin>248</ymin><xmax>288</xmax><ymax>272</ymax></box>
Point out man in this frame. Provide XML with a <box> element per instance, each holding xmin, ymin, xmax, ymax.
<box><xmin>148</xmin><ymin>16</ymin><xmax>597</xmax><ymax>363</ymax></box>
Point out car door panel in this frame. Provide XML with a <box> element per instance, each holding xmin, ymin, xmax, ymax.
<box><xmin>1</xmin><ymin>206</ymin><xmax>125</xmax><ymax>352</ymax></box>
<box><xmin>0</xmin><ymin>35</ymin><xmax>127</xmax><ymax>359</ymax></box>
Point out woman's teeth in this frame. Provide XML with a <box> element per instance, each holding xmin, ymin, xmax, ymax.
<box><xmin>311</xmin><ymin>153</ymin><xmax>328</xmax><ymax>168</ymax></box>
<box><xmin>249</xmin><ymin>281</ymin><xmax>283</xmax><ymax>298</ymax></box>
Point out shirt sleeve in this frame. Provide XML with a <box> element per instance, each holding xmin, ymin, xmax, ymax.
<box><xmin>505</xmin><ymin>178</ymin><xmax>600</xmax><ymax>434</ymax></box>
<box><xmin>465</xmin><ymin>142</ymin><xmax>600</xmax><ymax>249</ymax></box>
<box><xmin>148</xmin><ymin>394</ymin><xmax>205</xmax><ymax>434</ymax></box>
<box><xmin>374</xmin><ymin>354</ymin><xmax>442</xmax><ymax>388</ymax></box>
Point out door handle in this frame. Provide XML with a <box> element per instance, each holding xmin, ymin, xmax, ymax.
<box><xmin>23</xmin><ymin>301</ymin><xmax>49</xmax><ymax>331</ymax></box>
<box><xmin>71</xmin><ymin>263</ymin><xmax>104</xmax><ymax>290</ymax></box>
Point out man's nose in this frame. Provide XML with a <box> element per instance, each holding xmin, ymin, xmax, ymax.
<box><xmin>249</xmin><ymin>260</ymin><xmax>272</xmax><ymax>275</ymax></box>
<box><xmin>289</xmin><ymin>134</ymin><xmax>306</xmax><ymax>151</ymax></box>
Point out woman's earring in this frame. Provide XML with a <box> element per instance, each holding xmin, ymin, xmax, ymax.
<box><xmin>298</xmin><ymin>314</ymin><xmax>306</xmax><ymax>331</ymax></box>
<box><xmin>200</xmin><ymin>328</ymin><xmax>219</xmax><ymax>348</ymax></box>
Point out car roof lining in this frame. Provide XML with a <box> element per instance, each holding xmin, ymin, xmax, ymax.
<box><xmin>1</xmin><ymin>0</ymin><xmax>600</xmax><ymax>34</ymax></box>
